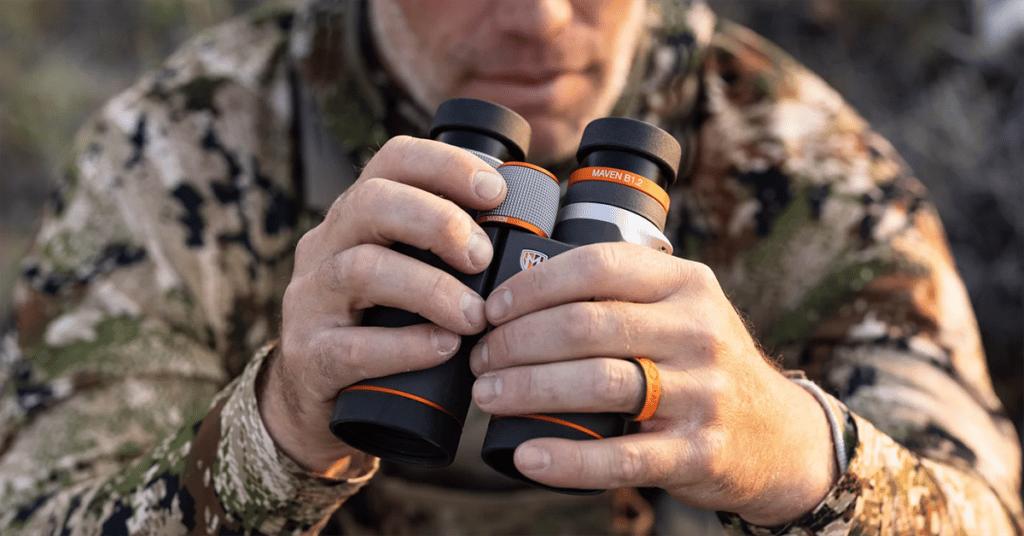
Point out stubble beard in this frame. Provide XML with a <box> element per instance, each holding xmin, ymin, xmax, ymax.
<box><xmin>370</xmin><ymin>0</ymin><xmax>648</xmax><ymax>165</ymax></box>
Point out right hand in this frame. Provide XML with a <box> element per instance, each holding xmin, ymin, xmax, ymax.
<box><xmin>258</xmin><ymin>136</ymin><xmax>507</xmax><ymax>476</ymax></box>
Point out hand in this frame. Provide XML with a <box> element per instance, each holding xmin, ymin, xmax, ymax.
<box><xmin>469</xmin><ymin>242</ymin><xmax>839</xmax><ymax>525</ymax></box>
<box><xmin>258</xmin><ymin>136</ymin><xmax>506</xmax><ymax>476</ymax></box>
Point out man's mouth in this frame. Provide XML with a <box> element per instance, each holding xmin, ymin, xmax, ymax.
<box><xmin>476</xmin><ymin>71</ymin><xmax>568</xmax><ymax>86</ymax></box>
<box><xmin>460</xmin><ymin>65</ymin><xmax>596</xmax><ymax>111</ymax></box>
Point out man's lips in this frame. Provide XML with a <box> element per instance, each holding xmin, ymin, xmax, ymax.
<box><xmin>461</xmin><ymin>67</ymin><xmax>595</xmax><ymax>110</ymax></box>
<box><xmin>474</xmin><ymin>71</ymin><xmax>569</xmax><ymax>85</ymax></box>
<box><xmin>474</xmin><ymin>66</ymin><xmax>593</xmax><ymax>86</ymax></box>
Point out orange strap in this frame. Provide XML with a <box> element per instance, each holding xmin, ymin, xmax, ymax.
<box><xmin>631</xmin><ymin>357</ymin><xmax>661</xmax><ymax>422</ymax></box>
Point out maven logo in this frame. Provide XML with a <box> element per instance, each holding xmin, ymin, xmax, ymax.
<box><xmin>519</xmin><ymin>249</ymin><xmax>549</xmax><ymax>270</ymax></box>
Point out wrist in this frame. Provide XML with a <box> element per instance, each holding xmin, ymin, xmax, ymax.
<box><xmin>736</xmin><ymin>374</ymin><xmax>840</xmax><ymax>526</ymax></box>
<box><xmin>256</xmin><ymin>344</ymin><xmax>366</xmax><ymax>478</ymax></box>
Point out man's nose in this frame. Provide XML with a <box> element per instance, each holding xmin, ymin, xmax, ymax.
<box><xmin>495</xmin><ymin>0</ymin><xmax>573</xmax><ymax>41</ymax></box>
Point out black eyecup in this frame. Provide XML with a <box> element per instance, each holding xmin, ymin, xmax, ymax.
<box><xmin>430</xmin><ymin>98</ymin><xmax>531</xmax><ymax>162</ymax></box>
<box><xmin>576</xmin><ymin>117</ymin><xmax>682</xmax><ymax>187</ymax></box>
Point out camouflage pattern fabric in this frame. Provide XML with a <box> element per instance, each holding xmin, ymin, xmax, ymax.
<box><xmin>1</xmin><ymin>1</ymin><xmax>1020</xmax><ymax>534</ymax></box>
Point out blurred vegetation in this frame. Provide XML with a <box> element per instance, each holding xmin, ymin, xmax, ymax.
<box><xmin>2</xmin><ymin>0</ymin><xmax>1021</xmax><ymax>449</ymax></box>
<box><xmin>0</xmin><ymin>0</ymin><xmax>267</xmax><ymax>317</ymax></box>
<box><xmin>712</xmin><ymin>0</ymin><xmax>1023</xmax><ymax>436</ymax></box>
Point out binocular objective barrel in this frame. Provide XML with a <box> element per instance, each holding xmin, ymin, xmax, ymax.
<box><xmin>481</xmin><ymin>117</ymin><xmax>682</xmax><ymax>494</ymax></box>
<box><xmin>329</xmin><ymin>98</ymin><xmax>559</xmax><ymax>467</ymax></box>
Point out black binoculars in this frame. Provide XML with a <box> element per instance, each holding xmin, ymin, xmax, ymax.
<box><xmin>330</xmin><ymin>98</ymin><xmax>681</xmax><ymax>495</ymax></box>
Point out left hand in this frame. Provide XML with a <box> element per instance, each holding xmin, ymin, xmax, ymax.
<box><xmin>469</xmin><ymin>242</ymin><xmax>839</xmax><ymax>525</ymax></box>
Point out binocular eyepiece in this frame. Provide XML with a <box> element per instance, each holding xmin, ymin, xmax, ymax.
<box><xmin>330</xmin><ymin>98</ymin><xmax>681</xmax><ymax>494</ymax></box>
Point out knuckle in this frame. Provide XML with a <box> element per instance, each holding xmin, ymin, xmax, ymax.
<box><xmin>701</xmin><ymin>369</ymin><xmax>733</xmax><ymax>401</ymax></box>
<box><xmin>356</xmin><ymin>177</ymin><xmax>392</xmax><ymax>208</ymax></box>
<box><xmin>332</xmin><ymin>332</ymin><xmax>371</xmax><ymax>380</ymax></box>
<box><xmin>521</xmin><ymin>263</ymin><xmax>552</xmax><ymax>299</ymax></box>
<box><xmin>435</xmin><ymin>143</ymin><xmax>469</xmax><ymax>175</ymax></box>
<box><xmin>308</xmin><ymin>333</ymin><xmax>339</xmax><ymax>381</ymax></box>
<box><xmin>378</xmin><ymin>135</ymin><xmax>417</xmax><ymax>158</ymax></box>
<box><xmin>560</xmin><ymin>302</ymin><xmax>604</xmax><ymax>344</ymax></box>
<box><xmin>579</xmin><ymin>243</ymin><xmax>621</xmax><ymax>279</ymax></box>
<box><xmin>485</xmin><ymin>325</ymin><xmax>513</xmax><ymax>369</ymax></box>
<box><xmin>326</xmin><ymin>180</ymin><xmax>369</xmax><ymax>225</ymax></box>
<box><xmin>683</xmin><ymin>261</ymin><xmax>716</xmax><ymax>291</ymax></box>
<box><xmin>423</xmin><ymin>268</ymin><xmax>450</xmax><ymax>304</ymax></box>
<box><xmin>690</xmin><ymin>429</ymin><xmax>726</xmax><ymax>481</ymax></box>
<box><xmin>433</xmin><ymin>202</ymin><xmax>470</xmax><ymax>248</ymax></box>
<box><xmin>612</xmin><ymin>443</ymin><xmax>646</xmax><ymax>484</ymax></box>
<box><xmin>616</xmin><ymin>442</ymin><xmax>676</xmax><ymax>488</ymax></box>
<box><xmin>294</xmin><ymin>229</ymin><xmax>319</xmax><ymax>263</ymax></box>
<box><xmin>332</xmin><ymin>245</ymin><xmax>383</xmax><ymax>294</ymax></box>
<box><xmin>593</xmin><ymin>360</ymin><xmax>634</xmax><ymax>409</ymax></box>
<box><xmin>507</xmin><ymin>367</ymin><xmax>537</xmax><ymax>402</ymax></box>
<box><xmin>684</xmin><ymin>325</ymin><xmax>725</xmax><ymax>364</ymax></box>
<box><xmin>314</xmin><ymin>253</ymin><xmax>346</xmax><ymax>294</ymax></box>
<box><xmin>325</xmin><ymin>189</ymin><xmax>349</xmax><ymax>220</ymax></box>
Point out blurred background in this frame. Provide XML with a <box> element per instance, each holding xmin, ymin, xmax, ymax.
<box><xmin>1</xmin><ymin>0</ymin><xmax>1021</xmax><ymax>462</ymax></box>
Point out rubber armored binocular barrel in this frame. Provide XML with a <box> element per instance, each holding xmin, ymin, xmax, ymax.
<box><xmin>480</xmin><ymin>117</ymin><xmax>681</xmax><ymax>494</ymax></box>
<box><xmin>329</xmin><ymin>98</ymin><xmax>683</xmax><ymax>497</ymax></box>
<box><xmin>329</xmin><ymin>98</ymin><xmax>562</xmax><ymax>467</ymax></box>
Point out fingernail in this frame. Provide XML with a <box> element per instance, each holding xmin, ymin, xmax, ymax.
<box><xmin>470</xmin><ymin>341</ymin><xmax>488</xmax><ymax>375</ymax></box>
<box><xmin>487</xmin><ymin>288</ymin><xmax>512</xmax><ymax>321</ymax></box>
<box><xmin>473</xmin><ymin>374</ymin><xmax>501</xmax><ymax>405</ymax></box>
<box><xmin>462</xmin><ymin>292</ymin><xmax>485</xmax><ymax>328</ymax></box>
<box><xmin>468</xmin><ymin>233</ymin><xmax>493</xmax><ymax>269</ymax></box>
<box><xmin>473</xmin><ymin>170</ymin><xmax>504</xmax><ymax>201</ymax></box>
<box><xmin>517</xmin><ymin>445</ymin><xmax>550</xmax><ymax>472</ymax></box>
<box><xmin>431</xmin><ymin>328</ymin><xmax>460</xmax><ymax>356</ymax></box>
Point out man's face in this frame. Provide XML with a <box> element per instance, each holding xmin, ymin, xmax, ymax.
<box><xmin>370</xmin><ymin>0</ymin><xmax>647</xmax><ymax>165</ymax></box>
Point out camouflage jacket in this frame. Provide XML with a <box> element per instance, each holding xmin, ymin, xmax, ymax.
<box><xmin>2</xmin><ymin>1</ymin><xmax>1021</xmax><ymax>534</ymax></box>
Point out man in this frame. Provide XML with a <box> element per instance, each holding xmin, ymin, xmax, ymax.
<box><xmin>1</xmin><ymin>0</ymin><xmax>1020</xmax><ymax>534</ymax></box>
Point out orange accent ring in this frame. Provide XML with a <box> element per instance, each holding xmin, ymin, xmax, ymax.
<box><xmin>631</xmin><ymin>357</ymin><xmax>661</xmax><ymax>422</ymax></box>
<box><xmin>491</xmin><ymin>414</ymin><xmax>603</xmax><ymax>440</ymax></box>
<box><xmin>339</xmin><ymin>385</ymin><xmax>463</xmax><ymax>427</ymax></box>
<box><xmin>499</xmin><ymin>161</ymin><xmax>560</xmax><ymax>185</ymax></box>
<box><xmin>569</xmin><ymin>166</ymin><xmax>671</xmax><ymax>213</ymax></box>
<box><xmin>476</xmin><ymin>214</ymin><xmax>548</xmax><ymax>238</ymax></box>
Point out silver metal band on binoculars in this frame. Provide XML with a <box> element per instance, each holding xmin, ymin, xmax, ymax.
<box><xmin>557</xmin><ymin>203</ymin><xmax>674</xmax><ymax>254</ymax></box>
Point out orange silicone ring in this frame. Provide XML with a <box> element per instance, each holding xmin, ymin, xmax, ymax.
<box><xmin>631</xmin><ymin>357</ymin><xmax>661</xmax><ymax>422</ymax></box>
<box><xmin>569</xmin><ymin>166</ymin><xmax>671</xmax><ymax>213</ymax></box>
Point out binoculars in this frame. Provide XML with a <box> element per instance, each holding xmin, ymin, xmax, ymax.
<box><xmin>330</xmin><ymin>98</ymin><xmax>681</xmax><ymax>495</ymax></box>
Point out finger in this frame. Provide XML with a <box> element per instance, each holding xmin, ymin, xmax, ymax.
<box><xmin>291</xmin><ymin>323</ymin><xmax>464</xmax><ymax>403</ymax></box>
<box><xmin>472</xmin><ymin>300</ymin><xmax>683</xmax><ymax>374</ymax></box>
<box><xmin>298</xmin><ymin>179</ymin><xmax>493</xmax><ymax>276</ymax></box>
<box><xmin>359</xmin><ymin>135</ymin><xmax>507</xmax><ymax>209</ymax></box>
<box><xmin>472</xmin><ymin>358</ymin><xmax>644</xmax><ymax>415</ymax></box>
<box><xmin>513</xmin><ymin>433</ymin><xmax>696</xmax><ymax>491</ymax></box>
<box><xmin>485</xmin><ymin>242</ymin><xmax>709</xmax><ymax>325</ymax></box>
<box><xmin>300</xmin><ymin>243</ymin><xmax>487</xmax><ymax>334</ymax></box>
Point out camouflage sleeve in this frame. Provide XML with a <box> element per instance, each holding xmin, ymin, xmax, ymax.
<box><xmin>0</xmin><ymin>12</ymin><xmax>377</xmax><ymax>535</ymax></box>
<box><xmin>677</xmin><ymin>19</ymin><xmax>1023</xmax><ymax>535</ymax></box>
